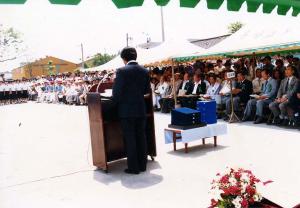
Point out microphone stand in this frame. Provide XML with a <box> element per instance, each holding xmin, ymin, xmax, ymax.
<box><xmin>96</xmin><ymin>73</ymin><xmax>112</xmax><ymax>93</ymax></box>
<box><xmin>228</xmin><ymin>78</ymin><xmax>240</xmax><ymax>123</ymax></box>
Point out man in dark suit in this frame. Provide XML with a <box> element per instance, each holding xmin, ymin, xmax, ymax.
<box><xmin>113</xmin><ymin>47</ymin><xmax>151</xmax><ymax>174</ymax></box>
<box><xmin>178</xmin><ymin>73</ymin><xmax>193</xmax><ymax>94</ymax></box>
<box><xmin>225</xmin><ymin>71</ymin><xmax>253</xmax><ymax>119</ymax></box>
<box><xmin>269</xmin><ymin>65</ymin><xmax>299</xmax><ymax>126</ymax></box>
<box><xmin>180</xmin><ymin>73</ymin><xmax>207</xmax><ymax>109</ymax></box>
<box><xmin>187</xmin><ymin>73</ymin><xmax>207</xmax><ymax>95</ymax></box>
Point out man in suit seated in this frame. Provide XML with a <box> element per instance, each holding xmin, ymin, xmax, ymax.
<box><xmin>113</xmin><ymin>47</ymin><xmax>150</xmax><ymax>175</ymax></box>
<box><xmin>269</xmin><ymin>65</ymin><xmax>299</xmax><ymax>126</ymax></box>
<box><xmin>178</xmin><ymin>73</ymin><xmax>193</xmax><ymax>95</ymax></box>
<box><xmin>224</xmin><ymin>71</ymin><xmax>253</xmax><ymax>120</ymax></box>
<box><xmin>242</xmin><ymin>69</ymin><xmax>278</xmax><ymax>124</ymax></box>
<box><xmin>287</xmin><ymin>80</ymin><xmax>300</xmax><ymax>128</ymax></box>
<box><xmin>179</xmin><ymin>73</ymin><xmax>207</xmax><ymax>109</ymax></box>
<box><xmin>203</xmin><ymin>74</ymin><xmax>221</xmax><ymax>101</ymax></box>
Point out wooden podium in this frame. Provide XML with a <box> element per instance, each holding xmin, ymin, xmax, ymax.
<box><xmin>87</xmin><ymin>82</ymin><xmax>157</xmax><ymax>172</ymax></box>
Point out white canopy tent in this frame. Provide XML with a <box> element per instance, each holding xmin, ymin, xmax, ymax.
<box><xmin>140</xmin><ymin>38</ymin><xmax>205</xmax><ymax>66</ymax></box>
<box><xmin>178</xmin><ymin>19</ymin><xmax>300</xmax><ymax>60</ymax></box>
<box><xmin>81</xmin><ymin>38</ymin><xmax>205</xmax><ymax>72</ymax></box>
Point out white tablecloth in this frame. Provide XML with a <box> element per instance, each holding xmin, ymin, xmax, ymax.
<box><xmin>164</xmin><ymin>123</ymin><xmax>227</xmax><ymax>144</ymax></box>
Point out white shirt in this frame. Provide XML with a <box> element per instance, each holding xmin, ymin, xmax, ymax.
<box><xmin>220</xmin><ymin>80</ymin><xmax>234</xmax><ymax>95</ymax></box>
<box><xmin>192</xmin><ymin>81</ymin><xmax>201</xmax><ymax>95</ymax></box>
<box><xmin>252</xmin><ymin>78</ymin><xmax>265</xmax><ymax>94</ymax></box>
<box><xmin>181</xmin><ymin>80</ymin><xmax>188</xmax><ymax>90</ymax></box>
<box><xmin>127</xmin><ymin>60</ymin><xmax>138</xmax><ymax>65</ymax></box>
<box><xmin>205</xmin><ymin>82</ymin><xmax>221</xmax><ymax>100</ymax></box>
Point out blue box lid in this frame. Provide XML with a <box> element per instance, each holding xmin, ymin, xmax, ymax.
<box><xmin>172</xmin><ymin>107</ymin><xmax>200</xmax><ymax>114</ymax></box>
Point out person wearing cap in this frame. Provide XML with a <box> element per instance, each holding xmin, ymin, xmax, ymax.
<box><xmin>113</xmin><ymin>47</ymin><xmax>150</xmax><ymax>175</ymax></box>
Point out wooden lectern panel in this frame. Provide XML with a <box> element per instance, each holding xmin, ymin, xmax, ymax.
<box><xmin>87</xmin><ymin>83</ymin><xmax>156</xmax><ymax>172</ymax></box>
<box><xmin>87</xmin><ymin>93</ymin><xmax>108</xmax><ymax>170</ymax></box>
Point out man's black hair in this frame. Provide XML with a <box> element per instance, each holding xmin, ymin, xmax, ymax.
<box><xmin>261</xmin><ymin>68</ymin><xmax>271</xmax><ymax>76</ymax></box>
<box><xmin>264</xmin><ymin>56</ymin><xmax>272</xmax><ymax>61</ymax></box>
<box><xmin>286</xmin><ymin>65</ymin><xmax>296</xmax><ymax>72</ymax></box>
<box><xmin>224</xmin><ymin>61</ymin><xmax>231</xmax><ymax>67</ymax></box>
<box><xmin>120</xmin><ymin>47</ymin><xmax>137</xmax><ymax>62</ymax></box>
<box><xmin>237</xmin><ymin>71</ymin><xmax>247</xmax><ymax>77</ymax></box>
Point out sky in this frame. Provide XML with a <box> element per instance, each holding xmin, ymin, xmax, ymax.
<box><xmin>0</xmin><ymin>0</ymin><xmax>299</xmax><ymax>72</ymax></box>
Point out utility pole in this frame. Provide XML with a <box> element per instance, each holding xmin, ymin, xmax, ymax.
<box><xmin>160</xmin><ymin>6</ymin><xmax>165</xmax><ymax>42</ymax></box>
<box><xmin>126</xmin><ymin>33</ymin><xmax>129</xmax><ymax>47</ymax></box>
<box><xmin>81</xmin><ymin>43</ymin><xmax>84</xmax><ymax>69</ymax></box>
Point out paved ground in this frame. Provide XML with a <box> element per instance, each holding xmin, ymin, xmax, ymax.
<box><xmin>0</xmin><ymin>103</ymin><xmax>300</xmax><ymax>208</ymax></box>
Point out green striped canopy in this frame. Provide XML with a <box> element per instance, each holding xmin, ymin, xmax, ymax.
<box><xmin>1</xmin><ymin>0</ymin><xmax>300</xmax><ymax>16</ymax></box>
<box><xmin>173</xmin><ymin>41</ymin><xmax>300</xmax><ymax>61</ymax></box>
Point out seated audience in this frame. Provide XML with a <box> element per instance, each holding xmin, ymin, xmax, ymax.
<box><xmin>242</xmin><ymin>69</ymin><xmax>277</xmax><ymax>124</ymax></box>
<box><xmin>269</xmin><ymin>65</ymin><xmax>299</xmax><ymax>126</ymax></box>
<box><xmin>252</xmin><ymin>69</ymin><xmax>265</xmax><ymax>94</ymax></box>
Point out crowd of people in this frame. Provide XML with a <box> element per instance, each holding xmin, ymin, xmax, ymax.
<box><xmin>150</xmin><ymin>55</ymin><xmax>300</xmax><ymax>129</ymax></box>
<box><xmin>0</xmin><ymin>71</ymin><xmax>113</xmax><ymax>106</ymax></box>
<box><xmin>1</xmin><ymin>54</ymin><xmax>300</xmax><ymax>129</ymax></box>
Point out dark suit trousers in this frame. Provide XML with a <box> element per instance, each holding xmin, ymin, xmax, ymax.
<box><xmin>120</xmin><ymin>117</ymin><xmax>147</xmax><ymax>172</ymax></box>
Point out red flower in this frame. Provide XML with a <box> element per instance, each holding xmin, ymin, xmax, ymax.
<box><xmin>249</xmin><ymin>198</ymin><xmax>255</xmax><ymax>204</ymax></box>
<box><xmin>220</xmin><ymin>175</ymin><xmax>229</xmax><ymax>184</ymax></box>
<box><xmin>246</xmin><ymin>186</ymin><xmax>256</xmax><ymax>196</ymax></box>
<box><xmin>221</xmin><ymin>188</ymin><xmax>230</xmax><ymax>196</ymax></box>
<box><xmin>241</xmin><ymin>198</ymin><xmax>248</xmax><ymax>208</ymax></box>
<box><xmin>210</xmin><ymin>199</ymin><xmax>218</xmax><ymax>207</ymax></box>
<box><xmin>234</xmin><ymin>171</ymin><xmax>242</xmax><ymax>180</ymax></box>
<box><xmin>229</xmin><ymin>186</ymin><xmax>241</xmax><ymax>195</ymax></box>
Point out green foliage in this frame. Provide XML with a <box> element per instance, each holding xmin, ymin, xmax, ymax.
<box><xmin>83</xmin><ymin>63</ymin><xmax>89</xmax><ymax>69</ymax></box>
<box><xmin>90</xmin><ymin>53</ymin><xmax>116</xmax><ymax>67</ymax></box>
<box><xmin>228</xmin><ymin>21</ymin><xmax>244</xmax><ymax>34</ymax></box>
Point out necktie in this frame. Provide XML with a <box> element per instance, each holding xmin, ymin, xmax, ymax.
<box><xmin>285</xmin><ymin>78</ymin><xmax>289</xmax><ymax>92</ymax></box>
<box><xmin>264</xmin><ymin>80</ymin><xmax>268</xmax><ymax>92</ymax></box>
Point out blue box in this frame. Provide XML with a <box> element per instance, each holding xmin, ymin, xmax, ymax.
<box><xmin>171</xmin><ymin>107</ymin><xmax>201</xmax><ymax>126</ymax></box>
<box><xmin>196</xmin><ymin>101</ymin><xmax>217</xmax><ymax>124</ymax></box>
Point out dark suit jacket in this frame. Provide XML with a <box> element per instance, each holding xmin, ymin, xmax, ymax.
<box><xmin>177</xmin><ymin>80</ymin><xmax>193</xmax><ymax>94</ymax></box>
<box><xmin>112</xmin><ymin>62</ymin><xmax>150</xmax><ymax>118</ymax></box>
<box><xmin>236</xmin><ymin>79</ymin><xmax>253</xmax><ymax>103</ymax></box>
<box><xmin>187</xmin><ymin>81</ymin><xmax>207</xmax><ymax>95</ymax></box>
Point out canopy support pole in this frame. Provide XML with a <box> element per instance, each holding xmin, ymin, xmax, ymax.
<box><xmin>171</xmin><ymin>59</ymin><xmax>177</xmax><ymax>108</ymax></box>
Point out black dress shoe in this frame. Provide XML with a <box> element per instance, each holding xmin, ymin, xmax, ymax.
<box><xmin>280</xmin><ymin>119</ymin><xmax>289</xmax><ymax>126</ymax></box>
<box><xmin>124</xmin><ymin>169</ymin><xmax>140</xmax><ymax>175</ymax></box>
<box><xmin>254</xmin><ymin>117</ymin><xmax>264</xmax><ymax>124</ymax></box>
<box><xmin>273</xmin><ymin>117</ymin><xmax>282</xmax><ymax>125</ymax></box>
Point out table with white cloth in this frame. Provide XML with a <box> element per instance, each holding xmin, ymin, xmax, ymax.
<box><xmin>164</xmin><ymin>123</ymin><xmax>227</xmax><ymax>153</ymax></box>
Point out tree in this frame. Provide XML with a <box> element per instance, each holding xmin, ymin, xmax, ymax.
<box><xmin>228</xmin><ymin>22</ymin><xmax>244</xmax><ymax>34</ymax></box>
<box><xmin>91</xmin><ymin>53</ymin><xmax>116</xmax><ymax>67</ymax></box>
<box><xmin>0</xmin><ymin>24</ymin><xmax>25</xmax><ymax>63</ymax></box>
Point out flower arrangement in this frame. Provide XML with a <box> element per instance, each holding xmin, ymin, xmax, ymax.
<box><xmin>210</xmin><ymin>167</ymin><xmax>272</xmax><ymax>208</ymax></box>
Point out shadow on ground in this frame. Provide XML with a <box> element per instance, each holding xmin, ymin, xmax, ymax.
<box><xmin>167</xmin><ymin>144</ymin><xmax>228</xmax><ymax>158</ymax></box>
<box><xmin>93</xmin><ymin>159</ymin><xmax>163</xmax><ymax>189</ymax></box>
